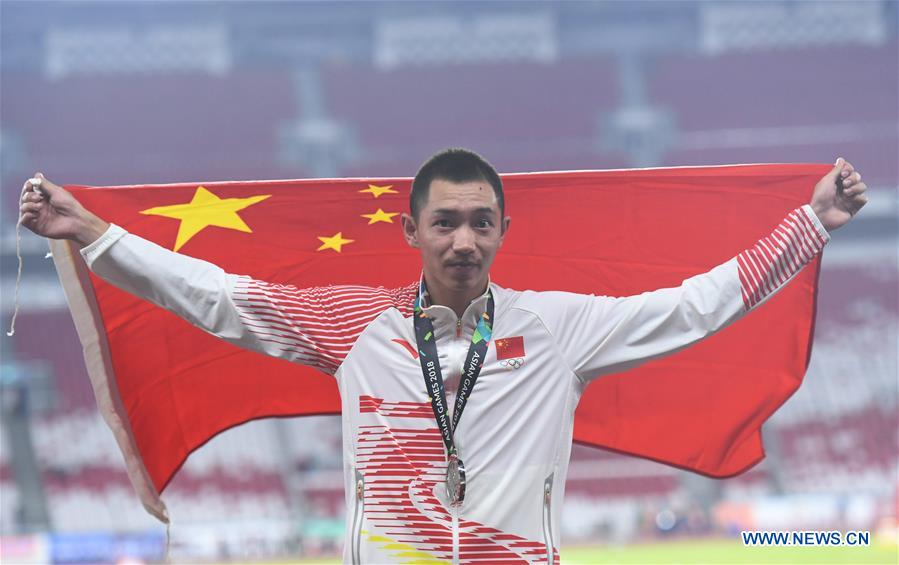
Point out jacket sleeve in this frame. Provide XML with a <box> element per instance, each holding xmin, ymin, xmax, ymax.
<box><xmin>515</xmin><ymin>204</ymin><xmax>830</xmax><ymax>383</ymax></box>
<box><xmin>80</xmin><ymin>224</ymin><xmax>397</xmax><ymax>375</ymax></box>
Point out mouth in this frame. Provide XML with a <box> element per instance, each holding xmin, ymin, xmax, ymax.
<box><xmin>447</xmin><ymin>261</ymin><xmax>479</xmax><ymax>272</ymax></box>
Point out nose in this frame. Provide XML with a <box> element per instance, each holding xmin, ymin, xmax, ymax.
<box><xmin>452</xmin><ymin>226</ymin><xmax>476</xmax><ymax>255</ymax></box>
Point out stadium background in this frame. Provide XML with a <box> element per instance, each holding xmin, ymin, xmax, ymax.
<box><xmin>0</xmin><ymin>1</ymin><xmax>896</xmax><ymax>563</ymax></box>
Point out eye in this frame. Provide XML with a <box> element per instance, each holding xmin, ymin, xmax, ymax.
<box><xmin>475</xmin><ymin>219</ymin><xmax>492</xmax><ymax>229</ymax></box>
<box><xmin>434</xmin><ymin>219</ymin><xmax>452</xmax><ymax>228</ymax></box>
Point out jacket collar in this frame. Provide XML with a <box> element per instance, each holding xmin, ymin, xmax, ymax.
<box><xmin>417</xmin><ymin>272</ymin><xmax>492</xmax><ymax>310</ymax></box>
<box><xmin>417</xmin><ymin>272</ymin><xmax>493</xmax><ymax>337</ymax></box>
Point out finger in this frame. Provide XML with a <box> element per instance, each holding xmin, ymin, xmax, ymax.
<box><xmin>21</xmin><ymin>190</ymin><xmax>44</xmax><ymax>203</ymax></box>
<box><xmin>842</xmin><ymin>172</ymin><xmax>861</xmax><ymax>187</ymax></box>
<box><xmin>841</xmin><ymin>160</ymin><xmax>855</xmax><ymax>176</ymax></box>
<box><xmin>32</xmin><ymin>172</ymin><xmax>57</xmax><ymax>196</ymax></box>
<box><xmin>20</xmin><ymin>202</ymin><xmax>43</xmax><ymax>215</ymax></box>
<box><xmin>831</xmin><ymin>157</ymin><xmax>846</xmax><ymax>178</ymax></box>
<box><xmin>35</xmin><ymin>172</ymin><xmax>58</xmax><ymax>190</ymax></box>
<box><xmin>21</xmin><ymin>212</ymin><xmax>38</xmax><ymax>225</ymax></box>
<box><xmin>843</xmin><ymin>182</ymin><xmax>867</xmax><ymax>197</ymax></box>
<box><xmin>26</xmin><ymin>177</ymin><xmax>47</xmax><ymax>197</ymax></box>
<box><xmin>23</xmin><ymin>179</ymin><xmax>39</xmax><ymax>195</ymax></box>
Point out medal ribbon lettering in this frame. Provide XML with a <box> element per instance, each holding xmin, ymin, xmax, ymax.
<box><xmin>412</xmin><ymin>280</ymin><xmax>494</xmax><ymax>506</ymax></box>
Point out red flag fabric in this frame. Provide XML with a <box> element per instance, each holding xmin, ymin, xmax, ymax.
<box><xmin>51</xmin><ymin>164</ymin><xmax>827</xmax><ymax>521</ymax></box>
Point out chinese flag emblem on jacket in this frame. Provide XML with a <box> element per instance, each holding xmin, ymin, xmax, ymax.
<box><xmin>495</xmin><ymin>336</ymin><xmax>526</xmax><ymax>360</ymax></box>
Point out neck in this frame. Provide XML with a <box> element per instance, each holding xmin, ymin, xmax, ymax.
<box><xmin>423</xmin><ymin>274</ymin><xmax>489</xmax><ymax>319</ymax></box>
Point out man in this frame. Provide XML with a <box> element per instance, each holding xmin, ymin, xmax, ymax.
<box><xmin>20</xmin><ymin>148</ymin><xmax>867</xmax><ymax>564</ymax></box>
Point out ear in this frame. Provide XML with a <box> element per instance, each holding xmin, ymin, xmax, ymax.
<box><xmin>401</xmin><ymin>213</ymin><xmax>420</xmax><ymax>248</ymax></box>
<box><xmin>498</xmin><ymin>215</ymin><xmax>511</xmax><ymax>246</ymax></box>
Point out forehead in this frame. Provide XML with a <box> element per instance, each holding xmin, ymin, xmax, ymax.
<box><xmin>424</xmin><ymin>178</ymin><xmax>499</xmax><ymax>214</ymax></box>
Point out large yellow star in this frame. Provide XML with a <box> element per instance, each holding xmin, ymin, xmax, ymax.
<box><xmin>140</xmin><ymin>186</ymin><xmax>271</xmax><ymax>252</ymax></box>
<box><xmin>359</xmin><ymin>184</ymin><xmax>398</xmax><ymax>198</ymax></box>
<box><xmin>361</xmin><ymin>208</ymin><xmax>399</xmax><ymax>225</ymax></box>
<box><xmin>317</xmin><ymin>232</ymin><xmax>354</xmax><ymax>253</ymax></box>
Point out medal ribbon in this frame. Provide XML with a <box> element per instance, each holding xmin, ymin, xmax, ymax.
<box><xmin>413</xmin><ymin>280</ymin><xmax>494</xmax><ymax>458</ymax></box>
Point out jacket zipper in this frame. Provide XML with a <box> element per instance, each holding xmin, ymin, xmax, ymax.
<box><xmin>542</xmin><ymin>474</ymin><xmax>555</xmax><ymax>565</ymax></box>
<box><xmin>451</xmin><ymin>504</ymin><xmax>460</xmax><ymax>564</ymax></box>
<box><xmin>452</xmin><ymin>315</ymin><xmax>462</xmax><ymax>563</ymax></box>
<box><xmin>351</xmin><ymin>470</ymin><xmax>364</xmax><ymax>565</ymax></box>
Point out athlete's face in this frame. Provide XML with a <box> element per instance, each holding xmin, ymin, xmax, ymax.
<box><xmin>401</xmin><ymin>178</ymin><xmax>510</xmax><ymax>296</ymax></box>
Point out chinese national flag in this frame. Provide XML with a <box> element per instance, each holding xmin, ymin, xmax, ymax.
<box><xmin>495</xmin><ymin>336</ymin><xmax>526</xmax><ymax>360</ymax></box>
<box><xmin>51</xmin><ymin>164</ymin><xmax>827</xmax><ymax>521</ymax></box>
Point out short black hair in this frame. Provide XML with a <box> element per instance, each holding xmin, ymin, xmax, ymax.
<box><xmin>410</xmin><ymin>147</ymin><xmax>504</xmax><ymax>219</ymax></box>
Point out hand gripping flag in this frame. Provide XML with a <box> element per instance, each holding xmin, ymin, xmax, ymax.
<box><xmin>50</xmin><ymin>164</ymin><xmax>829</xmax><ymax>522</ymax></box>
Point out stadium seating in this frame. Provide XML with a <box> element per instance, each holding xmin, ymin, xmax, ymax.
<box><xmin>1</xmin><ymin>35</ymin><xmax>894</xmax><ymax>555</ymax></box>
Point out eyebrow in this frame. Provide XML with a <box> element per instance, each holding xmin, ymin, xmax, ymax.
<box><xmin>432</xmin><ymin>207</ymin><xmax>496</xmax><ymax>216</ymax></box>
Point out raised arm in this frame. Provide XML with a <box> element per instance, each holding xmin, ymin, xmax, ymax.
<box><xmin>514</xmin><ymin>158</ymin><xmax>867</xmax><ymax>383</ymax></box>
<box><xmin>19</xmin><ymin>173</ymin><xmax>409</xmax><ymax>375</ymax></box>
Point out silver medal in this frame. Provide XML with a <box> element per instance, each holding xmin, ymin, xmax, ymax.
<box><xmin>445</xmin><ymin>453</ymin><xmax>466</xmax><ymax>507</ymax></box>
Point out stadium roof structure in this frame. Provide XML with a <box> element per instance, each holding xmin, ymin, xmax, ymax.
<box><xmin>2</xmin><ymin>1</ymin><xmax>896</xmax><ymax>75</ymax></box>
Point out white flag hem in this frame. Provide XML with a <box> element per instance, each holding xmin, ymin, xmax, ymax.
<box><xmin>49</xmin><ymin>238</ymin><xmax>169</xmax><ymax>524</ymax></box>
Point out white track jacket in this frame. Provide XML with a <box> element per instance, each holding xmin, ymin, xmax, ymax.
<box><xmin>80</xmin><ymin>205</ymin><xmax>830</xmax><ymax>564</ymax></box>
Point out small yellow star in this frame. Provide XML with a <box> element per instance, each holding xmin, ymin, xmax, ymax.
<box><xmin>361</xmin><ymin>208</ymin><xmax>399</xmax><ymax>225</ymax></box>
<box><xmin>316</xmin><ymin>232</ymin><xmax>355</xmax><ymax>253</ymax></box>
<box><xmin>359</xmin><ymin>184</ymin><xmax>398</xmax><ymax>198</ymax></box>
<box><xmin>140</xmin><ymin>186</ymin><xmax>271</xmax><ymax>252</ymax></box>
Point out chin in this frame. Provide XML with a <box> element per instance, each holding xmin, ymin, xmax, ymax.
<box><xmin>454</xmin><ymin>274</ymin><xmax>486</xmax><ymax>292</ymax></box>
